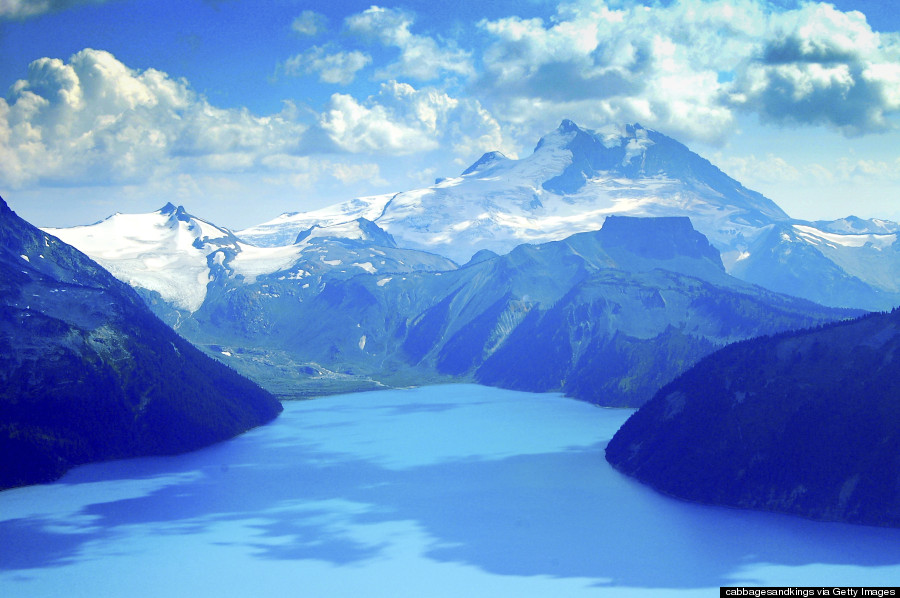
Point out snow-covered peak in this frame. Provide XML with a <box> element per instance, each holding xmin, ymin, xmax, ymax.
<box><xmin>533</xmin><ymin>120</ymin><xmax>648</xmax><ymax>155</ymax></box>
<box><xmin>792</xmin><ymin>224</ymin><xmax>897</xmax><ymax>250</ymax></box>
<box><xmin>461</xmin><ymin>151</ymin><xmax>510</xmax><ymax>176</ymax></box>
<box><xmin>295</xmin><ymin>218</ymin><xmax>396</xmax><ymax>248</ymax></box>
<box><xmin>237</xmin><ymin>194</ymin><xmax>394</xmax><ymax>247</ymax></box>
<box><xmin>812</xmin><ymin>215</ymin><xmax>900</xmax><ymax>235</ymax></box>
<box><xmin>44</xmin><ymin>205</ymin><xmax>239</xmax><ymax>312</ymax></box>
<box><xmin>232</xmin><ymin>120</ymin><xmax>792</xmax><ymax>263</ymax></box>
<box><xmin>46</xmin><ymin>204</ymin><xmax>233</xmax><ymax>257</ymax></box>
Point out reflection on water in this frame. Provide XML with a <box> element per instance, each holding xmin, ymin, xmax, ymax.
<box><xmin>2</xmin><ymin>384</ymin><xmax>899</xmax><ymax>598</ymax></box>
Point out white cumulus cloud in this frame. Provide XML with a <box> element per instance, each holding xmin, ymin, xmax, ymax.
<box><xmin>0</xmin><ymin>49</ymin><xmax>310</xmax><ymax>188</ymax></box>
<box><xmin>284</xmin><ymin>46</ymin><xmax>371</xmax><ymax>85</ymax></box>
<box><xmin>345</xmin><ymin>5</ymin><xmax>473</xmax><ymax>82</ymax></box>
<box><xmin>475</xmin><ymin>0</ymin><xmax>900</xmax><ymax>143</ymax></box>
<box><xmin>319</xmin><ymin>80</ymin><xmax>509</xmax><ymax>159</ymax></box>
<box><xmin>729</xmin><ymin>3</ymin><xmax>900</xmax><ymax>136</ymax></box>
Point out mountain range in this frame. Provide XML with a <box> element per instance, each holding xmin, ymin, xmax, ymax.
<box><xmin>48</xmin><ymin>196</ymin><xmax>856</xmax><ymax>405</ymax></box>
<box><xmin>0</xmin><ymin>197</ymin><xmax>282</xmax><ymax>490</ymax></box>
<box><xmin>237</xmin><ymin>121</ymin><xmax>900</xmax><ymax>312</ymax></box>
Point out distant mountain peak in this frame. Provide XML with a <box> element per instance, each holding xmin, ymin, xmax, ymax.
<box><xmin>558</xmin><ymin>118</ymin><xmax>581</xmax><ymax>133</ymax></box>
<box><xmin>158</xmin><ymin>203</ymin><xmax>194</xmax><ymax>224</ymax></box>
<box><xmin>294</xmin><ymin>217</ymin><xmax>397</xmax><ymax>248</ymax></box>
<box><xmin>464</xmin><ymin>248</ymin><xmax>500</xmax><ymax>266</ymax></box>
<box><xmin>461</xmin><ymin>151</ymin><xmax>509</xmax><ymax>176</ymax></box>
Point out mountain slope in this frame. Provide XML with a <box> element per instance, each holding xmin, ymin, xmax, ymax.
<box><xmin>0</xmin><ymin>197</ymin><xmax>282</xmax><ymax>490</ymax></box>
<box><xmin>730</xmin><ymin>222</ymin><xmax>900</xmax><ymax>311</ymax></box>
<box><xmin>605</xmin><ymin>308</ymin><xmax>900</xmax><ymax>527</ymax></box>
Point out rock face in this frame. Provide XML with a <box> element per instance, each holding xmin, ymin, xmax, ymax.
<box><xmin>0</xmin><ymin>197</ymin><xmax>282</xmax><ymax>490</ymax></box>
<box><xmin>605</xmin><ymin>307</ymin><xmax>900</xmax><ymax>527</ymax></box>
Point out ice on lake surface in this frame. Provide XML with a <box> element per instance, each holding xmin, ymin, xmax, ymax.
<box><xmin>2</xmin><ymin>384</ymin><xmax>900</xmax><ymax>597</ymax></box>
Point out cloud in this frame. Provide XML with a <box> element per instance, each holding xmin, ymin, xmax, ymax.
<box><xmin>291</xmin><ymin>10</ymin><xmax>327</xmax><ymax>36</ymax></box>
<box><xmin>475</xmin><ymin>0</ymin><xmax>900</xmax><ymax>143</ymax></box>
<box><xmin>328</xmin><ymin>162</ymin><xmax>385</xmax><ymax>185</ymax></box>
<box><xmin>0</xmin><ymin>49</ymin><xmax>310</xmax><ymax>188</ymax></box>
<box><xmin>0</xmin><ymin>0</ymin><xmax>110</xmax><ymax>19</ymax></box>
<box><xmin>319</xmin><ymin>80</ymin><xmax>510</xmax><ymax>159</ymax></box>
<box><xmin>729</xmin><ymin>3</ymin><xmax>900</xmax><ymax>136</ymax></box>
<box><xmin>258</xmin><ymin>156</ymin><xmax>386</xmax><ymax>188</ymax></box>
<box><xmin>710</xmin><ymin>152</ymin><xmax>804</xmax><ymax>186</ymax></box>
<box><xmin>345</xmin><ymin>6</ymin><xmax>473</xmax><ymax>81</ymax></box>
<box><xmin>475</xmin><ymin>1</ymin><xmax>750</xmax><ymax>144</ymax></box>
<box><xmin>711</xmin><ymin>150</ymin><xmax>900</xmax><ymax>198</ymax></box>
<box><xmin>283</xmin><ymin>46</ymin><xmax>371</xmax><ymax>85</ymax></box>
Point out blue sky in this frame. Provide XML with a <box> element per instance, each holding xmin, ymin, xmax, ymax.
<box><xmin>1</xmin><ymin>0</ymin><xmax>899</xmax><ymax>230</ymax></box>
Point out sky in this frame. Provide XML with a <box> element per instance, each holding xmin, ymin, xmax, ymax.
<box><xmin>1</xmin><ymin>0</ymin><xmax>899</xmax><ymax>231</ymax></box>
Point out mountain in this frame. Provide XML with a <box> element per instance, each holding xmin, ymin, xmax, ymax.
<box><xmin>46</xmin><ymin>206</ymin><xmax>456</xmax><ymax>319</ymax></box>
<box><xmin>606</xmin><ymin>311</ymin><xmax>900</xmax><ymax>527</ymax></box>
<box><xmin>240</xmin><ymin>121</ymin><xmax>787</xmax><ymax>263</ymax></box>
<box><xmin>812</xmin><ymin>215</ymin><xmax>900</xmax><ymax>235</ymax></box>
<box><xmin>730</xmin><ymin>222</ymin><xmax>900</xmax><ymax>311</ymax></box>
<box><xmin>465</xmin><ymin>217</ymin><xmax>854</xmax><ymax>405</ymax></box>
<box><xmin>154</xmin><ymin>214</ymin><xmax>852</xmax><ymax>405</ymax></box>
<box><xmin>605</xmin><ymin>307</ymin><xmax>900</xmax><ymax>527</ymax></box>
<box><xmin>0</xmin><ymin>197</ymin><xmax>282</xmax><ymax>490</ymax></box>
<box><xmin>238</xmin><ymin>121</ymin><xmax>900</xmax><ymax>311</ymax></box>
<box><xmin>238</xmin><ymin>194</ymin><xmax>395</xmax><ymax>247</ymax></box>
<box><xmin>43</xmin><ymin>202</ymin><xmax>241</xmax><ymax>313</ymax></box>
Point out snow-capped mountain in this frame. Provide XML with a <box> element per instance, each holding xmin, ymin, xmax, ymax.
<box><xmin>44</xmin><ymin>203</ymin><xmax>238</xmax><ymax>312</ymax></box>
<box><xmin>812</xmin><ymin>215</ymin><xmax>900</xmax><ymax>235</ymax></box>
<box><xmin>238</xmin><ymin>194</ymin><xmax>395</xmax><ymax>247</ymax></box>
<box><xmin>240</xmin><ymin>121</ymin><xmax>787</xmax><ymax>265</ymax></box>
<box><xmin>238</xmin><ymin>120</ymin><xmax>900</xmax><ymax>310</ymax></box>
<box><xmin>46</xmin><ymin>204</ymin><xmax>455</xmax><ymax>314</ymax></box>
<box><xmin>731</xmin><ymin>222</ymin><xmax>900</xmax><ymax>310</ymax></box>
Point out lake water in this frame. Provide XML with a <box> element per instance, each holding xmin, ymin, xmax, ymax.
<box><xmin>2</xmin><ymin>384</ymin><xmax>900</xmax><ymax>597</ymax></box>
